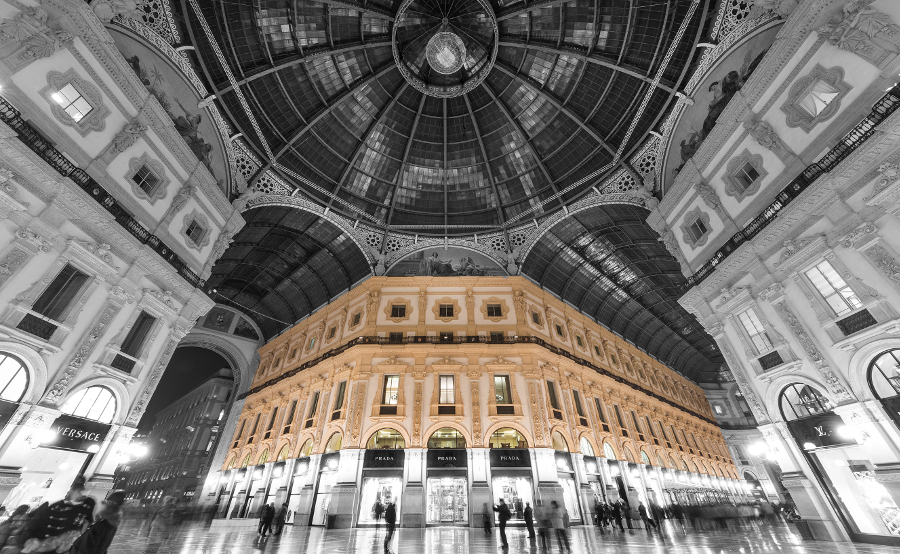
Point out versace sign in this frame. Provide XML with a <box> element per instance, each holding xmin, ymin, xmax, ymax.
<box><xmin>45</xmin><ymin>414</ymin><xmax>111</xmax><ymax>453</ymax></box>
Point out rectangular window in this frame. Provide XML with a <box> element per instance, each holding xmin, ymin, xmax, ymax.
<box><xmin>630</xmin><ymin>411</ymin><xmax>645</xmax><ymax>441</ymax></box>
<box><xmin>594</xmin><ymin>345</ymin><xmax>601</xmax><ymax>357</ymax></box>
<box><xmin>439</xmin><ymin>304</ymin><xmax>453</xmax><ymax>318</ymax></box>
<box><xmin>389</xmin><ymin>332</ymin><xmax>403</xmax><ymax>343</ymax></box>
<box><xmin>352</xmin><ymin>312</ymin><xmax>361</xmax><ymax>326</ymax></box>
<box><xmin>391</xmin><ymin>304</ymin><xmax>406</xmax><ymax>318</ymax></box>
<box><xmin>308</xmin><ymin>337</ymin><xmax>316</xmax><ymax>350</ymax></box>
<box><xmin>531</xmin><ymin>311</ymin><xmax>541</xmax><ymax>325</ymax></box>
<box><xmin>185</xmin><ymin>220</ymin><xmax>206</xmax><ymax>246</ymax></box>
<box><xmin>120</xmin><ymin>311</ymin><xmax>156</xmax><ymax>357</ymax></box>
<box><xmin>573</xmin><ymin>390</ymin><xmax>588</xmax><ymax>427</ymax></box>
<box><xmin>733</xmin><ymin>162</ymin><xmax>760</xmax><ymax>193</ymax></box>
<box><xmin>555</xmin><ymin>324</ymin><xmax>564</xmax><ymax>337</ymax></box>
<box><xmin>593</xmin><ymin>398</ymin><xmax>608</xmax><ymax>424</ymax></box>
<box><xmin>547</xmin><ymin>380</ymin><xmax>563</xmax><ymax>420</ymax></box>
<box><xmin>613</xmin><ymin>405</ymin><xmax>628</xmax><ymax>437</ymax></box>
<box><xmin>52</xmin><ymin>83</ymin><xmax>93</xmax><ymax>121</ymax></box>
<box><xmin>383</xmin><ymin>375</ymin><xmax>400</xmax><ymax>405</ymax></box>
<box><xmin>490</xmin><ymin>331</ymin><xmax>504</xmax><ymax>342</ymax></box>
<box><xmin>494</xmin><ymin>375</ymin><xmax>512</xmax><ymax>404</ymax></box>
<box><xmin>283</xmin><ymin>400</ymin><xmax>297</xmax><ymax>434</ymax></box>
<box><xmin>805</xmin><ymin>260</ymin><xmax>861</xmax><ymax>316</ymax></box>
<box><xmin>575</xmin><ymin>335</ymin><xmax>584</xmax><ymax>348</ymax></box>
<box><xmin>687</xmin><ymin>217</ymin><xmax>708</xmax><ymax>243</ymax></box>
<box><xmin>305</xmin><ymin>391</ymin><xmax>319</xmax><ymax>428</ymax></box>
<box><xmin>232</xmin><ymin>419</ymin><xmax>245</xmax><ymax>448</ymax></box>
<box><xmin>800</xmin><ymin>79</ymin><xmax>840</xmax><ymax>117</ymax></box>
<box><xmin>439</xmin><ymin>375</ymin><xmax>454</xmax><ymax>404</ymax></box>
<box><xmin>263</xmin><ymin>407</ymin><xmax>278</xmax><ymax>439</ymax></box>
<box><xmin>132</xmin><ymin>164</ymin><xmax>161</xmax><ymax>195</ymax></box>
<box><xmin>487</xmin><ymin>304</ymin><xmax>502</xmax><ymax>318</ymax></box>
<box><xmin>645</xmin><ymin>416</ymin><xmax>659</xmax><ymax>445</ymax></box>
<box><xmin>248</xmin><ymin>413</ymin><xmax>261</xmax><ymax>443</ymax></box>
<box><xmin>31</xmin><ymin>264</ymin><xmax>91</xmax><ymax>321</ymax></box>
<box><xmin>327</xmin><ymin>326</ymin><xmax>336</xmax><ymax>340</ymax></box>
<box><xmin>332</xmin><ymin>381</ymin><xmax>347</xmax><ymax>420</ymax></box>
<box><xmin>737</xmin><ymin>307</ymin><xmax>773</xmax><ymax>352</ymax></box>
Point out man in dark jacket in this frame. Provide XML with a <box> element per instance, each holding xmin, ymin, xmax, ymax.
<box><xmin>70</xmin><ymin>490</ymin><xmax>126</xmax><ymax>554</ymax></box>
<box><xmin>524</xmin><ymin>502</ymin><xmax>535</xmax><ymax>539</ymax></box>
<box><xmin>638</xmin><ymin>502</ymin><xmax>658</xmax><ymax>532</ymax></box>
<box><xmin>493</xmin><ymin>498</ymin><xmax>512</xmax><ymax>548</ymax></box>
<box><xmin>273</xmin><ymin>503</ymin><xmax>288</xmax><ymax>535</ymax></box>
<box><xmin>257</xmin><ymin>503</ymin><xmax>275</xmax><ymax>537</ymax></box>
<box><xmin>611</xmin><ymin>500</ymin><xmax>625</xmax><ymax>532</ymax></box>
<box><xmin>383</xmin><ymin>502</ymin><xmax>397</xmax><ymax>554</ymax></box>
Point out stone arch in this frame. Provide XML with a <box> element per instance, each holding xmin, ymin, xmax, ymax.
<box><xmin>319</xmin><ymin>429</ymin><xmax>344</xmax><ymax>454</ymax></box>
<box><xmin>548</xmin><ymin>425</ymin><xmax>574</xmax><ymax>451</ymax></box>
<box><xmin>223</xmin><ymin>452</ymin><xmax>237</xmax><ymax>471</ymax></box>
<box><xmin>255</xmin><ymin>446</ymin><xmax>271</xmax><ymax>464</ymax></box>
<box><xmin>621</xmin><ymin>443</ymin><xmax>637</xmax><ymax>464</ymax></box>
<box><xmin>846</xmin><ymin>337</ymin><xmax>900</xmax><ymax>402</ymax></box>
<box><xmin>423</xmin><ymin>421</ymin><xmax>473</xmax><ymax>448</ymax></box>
<box><xmin>363</xmin><ymin>424</ymin><xmax>411</xmax><ymax>448</ymax></box>
<box><xmin>484</xmin><ymin>421</ymin><xmax>534</xmax><ymax>449</ymax></box>
<box><xmin>176</xmin><ymin>330</ymin><xmax>252</xmax><ymax>394</ymax></box>
<box><xmin>742</xmin><ymin>469</ymin><xmax>759</xmax><ymax>480</ymax></box>
<box><xmin>273</xmin><ymin>437</ymin><xmax>294</xmax><ymax>461</ymax></box>
<box><xmin>601</xmin><ymin>439</ymin><xmax>619</xmax><ymax>460</ymax></box>
<box><xmin>61</xmin><ymin>376</ymin><xmax>131</xmax><ymax>423</ymax></box>
<box><xmin>763</xmin><ymin>373</ymin><xmax>838</xmax><ymax>421</ymax></box>
<box><xmin>293</xmin><ymin>433</ymin><xmax>316</xmax><ymax>457</ymax></box>
<box><xmin>576</xmin><ymin>432</ymin><xmax>599</xmax><ymax>456</ymax></box>
<box><xmin>0</xmin><ymin>340</ymin><xmax>47</xmax><ymax>405</ymax></box>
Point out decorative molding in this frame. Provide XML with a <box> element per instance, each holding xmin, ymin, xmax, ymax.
<box><xmin>431</xmin><ymin>296</ymin><xmax>461</xmax><ymax>323</ymax></box>
<box><xmin>125</xmin><ymin>152</ymin><xmax>169</xmax><ymax>204</ymax></box>
<box><xmin>479</xmin><ymin>296</ymin><xmax>509</xmax><ymax>322</ymax></box>
<box><xmin>110</xmin><ymin>120</ymin><xmax>146</xmax><ymax>154</ymax></box>
<box><xmin>744</xmin><ymin>115</ymin><xmax>794</xmax><ymax>163</ymax></box>
<box><xmin>723</xmin><ymin>149</ymin><xmax>768</xmax><ymax>202</ymax></box>
<box><xmin>817</xmin><ymin>2</ymin><xmax>900</xmax><ymax>68</ymax></box>
<box><xmin>39</xmin><ymin>69</ymin><xmax>110</xmax><ymax>137</ymax></box>
<box><xmin>780</xmin><ymin>65</ymin><xmax>851</xmax><ymax>133</ymax></box>
<box><xmin>862</xmin><ymin>243</ymin><xmax>900</xmax><ymax>288</ymax></box>
<box><xmin>383</xmin><ymin>297</ymin><xmax>413</xmax><ymax>324</ymax></box>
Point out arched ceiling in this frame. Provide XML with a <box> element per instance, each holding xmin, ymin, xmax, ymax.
<box><xmin>520</xmin><ymin>203</ymin><xmax>723</xmax><ymax>382</ymax></box>
<box><xmin>180</xmin><ymin>0</ymin><xmax>710</xmax><ymax>233</ymax></box>
<box><xmin>207</xmin><ymin>206</ymin><xmax>372</xmax><ymax>339</ymax></box>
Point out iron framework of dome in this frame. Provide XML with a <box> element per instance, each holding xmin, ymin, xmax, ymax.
<box><xmin>183</xmin><ymin>0</ymin><xmax>725</xmax><ymax>382</ymax></box>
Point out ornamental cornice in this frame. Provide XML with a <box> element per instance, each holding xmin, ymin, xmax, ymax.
<box><xmin>714</xmin><ymin>286</ymin><xmax>753</xmax><ymax>313</ymax></box>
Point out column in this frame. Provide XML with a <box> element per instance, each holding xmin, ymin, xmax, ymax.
<box><xmin>470</xmin><ymin>448</ymin><xmax>490</xmax><ymax>529</ymax></box>
<box><xmin>401</xmin><ymin>449</ymin><xmax>425</xmax><ymax>527</ymax></box>
<box><xmin>328</xmin><ymin>448</ymin><xmax>363</xmax><ymax>528</ymax></box>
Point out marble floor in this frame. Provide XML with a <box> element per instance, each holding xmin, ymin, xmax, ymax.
<box><xmin>108</xmin><ymin>519</ymin><xmax>898</xmax><ymax>554</ymax></box>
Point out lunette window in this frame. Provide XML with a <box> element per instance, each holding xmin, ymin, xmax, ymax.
<box><xmin>61</xmin><ymin>385</ymin><xmax>116</xmax><ymax>423</ymax></box>
<box><xmin>0</xmin><ymin>352</ymin><xmax>29</xmax><ymax>403</ymax></box>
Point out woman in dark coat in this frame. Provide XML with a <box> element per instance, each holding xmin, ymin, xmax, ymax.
<box><xmin>69</xmin><ymin>491</ymin><xmax>125</xmax><ymax>554</ymax></box>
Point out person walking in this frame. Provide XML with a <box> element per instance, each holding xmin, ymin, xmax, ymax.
<box><xmin>273</xmin><ymin>503</ymin><xmax>288</xmax><ymax>536</ymax></box>
<box><xmin>373</xmin><ymin>500</ymin><xmax>384</xmax><ymax>530</ymax></box>
<box><xmin>383</xmin><ymin>502</ymin><xmax>396</xmax><ymax>554</ymax></box>
<box><xmin>0</xmin><ymin>504</ymin><xmax>29</xmax><ymax>554</ymax></box>
<box><xmin>550</xmin><ymin>501</ymin><xmax>570</xmax><ymax>553</ymax></box>
<box><xmin>622</xmin><ymin>500</ymin><xmax>635</xmax><ymax>531</ymax></box>
<box><xmin>534</xmin><ymin>500</ymin><xmax>551</xmax><ymax>552</ymax></box>
<box><xmin>493</xmin><ymin>499</ymin><xmax>511</xmax><ymax>548</ymax></box>
<box><xmin>148</xmin><ymin>496</ymin><xmax>177</xmax><ymax>540</ymax></box>
<box><xmin>21</xmin><ymin>476</ymin><xmax>95</xmax><ymax>554</ymax></box>
<box><xmin>69</xmin><ymin>490</ymin><xmax>125</xmax><ymax>554</ymax></box>
<box><xmin>257</xmin><ymin>503</ymin><xmax>275</xmax><ymax>538</ymax></box>
<box><xmin>481</xmin><ymin>503</ymin><xmax>492</xmax><ymax>535</ymax></box>
<box><xmin>523</xmin><ymin>502</ymin><xmax>535</xmax><ymax>540</ymax></box>
<box><xmin>611</xmin><ymin>500</ymin><xmax>625</xmax><ymax>532</ymax></box>
<box><xmin>638</xmin><ymin>502</ymin><xmax>658</xmax><ymax>532</ymax></box>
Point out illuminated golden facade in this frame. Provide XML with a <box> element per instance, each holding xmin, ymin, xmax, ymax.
<box><xmin>210</xmin><ymin>277</ymin><xmax>742</xmax><ymax>528</ymax></box>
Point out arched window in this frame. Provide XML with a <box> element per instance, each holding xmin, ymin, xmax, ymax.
<box><xmin>603</xmin><ymin>442</ymin><xmax>617</xmax><ymax>460</ymax></box>
<box><xmin>277</xmin><ymin>445</ymin><xmax>290</xmax><ymax>461</ymax></box>
<box><xmin>258</xmin><ymin>449</ymin><xmax>269</xmax><ymax>464</ymax></box>
<box><xmin>241</xmin><ymin>453</ymin><xmax>251</xmax><ymax>467</ymax></box>
<box><xmin>367</xmin><ymin>428</ymin><xmax>406</xmax><ymax>449</ymax></box>
<box><xmin>656</xmin><ymin>454</ymin><xmax>666</xmax><ymax>468</ymax></box>
<box><xmin>623</xmin><ymin>447</ymin><xmax>635</xmax><ymax>464</ymax></box>
<box><xmin>298</xmin><ymin>439</ymin><xmax>313</xmax><ymax>457</ymax></box>
<box><xmin>868</xmin><ymin>349</ymin><xmax>900</xmax><ymax>428</ymax></box>
<box><xmin>778</xmin><ymin>383</ymin><xmax>832</xmax><ymax>421</ymax></box>
<box><xmin>579</xmin><ymin>437</ymin><xmax>595</xmax><ymax>456</ymax></box>
<box><xmin>61</xmin><ymin>385</ymin><xmax>116</xmax><ymax>423</ymax></box>
<box><xmin>551</xmin><ymin>431</ymin><xmax>569</xmax><ymax>452</ymax></box>
<box><xmin>324</xmin><ymin>433</ymin><xmax>342</xmax><ymax>453</ymax></box>
<box><xmin>225</xmin><ymin>455</ymin><xmax>236</xmax><ymax>470</ymax></box>
<box><xmin>427</xmin><ymin>427</ymin><xmax>466</xmax><ymax>449</ymax></box>
<box><xmin>640</xmin><ymin>450</ymin><xmax>652</xmax><ymax>466</ymax></box>
<box><xmin>0</xmin><ymin>352</ymin><xmax>28</xmax><ymax>402</ymax></box>
<box><xmin>489</xmin><ymin>427</ymin><xmax>527</xmax><ymax>449</ymax></box>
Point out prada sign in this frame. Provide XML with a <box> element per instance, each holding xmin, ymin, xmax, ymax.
<box><xmin>364</xmin><ymin>449</ymin><xmax>405</xmax><ymax>468</ymax></box>
<box><xmin>46</xmin><ymin>414</ymin><xmax>111</xmax><ymax>453</ymax></box>
<box><xmin>489</xmin><ymin>449</ymin><xmax>531</xmax><ymax>468</ymax></box>
<box><xmin>427</xmin><ymin>449</ymin><xmax>467</xmax><ymax>468</ymax></box>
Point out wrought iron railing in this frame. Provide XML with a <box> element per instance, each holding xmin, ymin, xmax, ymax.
<box><xmin>238</xmin><ymin>334</ymin><xmax>719</xmax><ymax>425</ymax></box>
<box><xmin>686</xmin><ymin>84</ymin><xmax>900</xmax><ymax>289</ymax></box>
<box><xmin>0</xmin><ymin>96</ymin><xmax>204</xmax><ymax>289</ymax></box>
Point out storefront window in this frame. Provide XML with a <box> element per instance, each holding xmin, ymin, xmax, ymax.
<box><xmin>551</xmin><ymin>431</ymin><xmax>569</xmax><ymax>452</ymax></box>
<box><xmin>0</xmin><ymin>352</ymin><xmax>28</xmax><ymax>402</ymax></box>
<box><xmin>358</xmin><ymin>476</ymin><xmax>402</xmax><ymax>524</ymax></box>
<box><xmin>277</xmin><ymin>445</ymin><xmax>290</xmax><ymax>461</ymax></box>
<box><xmin>779</xmin><ymin>383</ymin><xmax>833</xmax><ymax>420</ymax></box>
<box><xmin>324</xmin><ymin>433</ymin><xmax>342</xmax><ymax>453</ymax></box>
<box><xmin>492</xmin><ymin>476</ymin><xmax>533</xmax><ymax>522</ymax></box>
<box><xmin>367</xmin><ymin>428</ymin><xmax>406</xmax><ymax>449</ymax></box>
<box><xmin>427</xmin><ymin>477</ymin><xmax>467</xmax><ymax>524</ymax></box>
<box><xmin>579</xmin><ymin>437</ymin><xmax>595</xmax><ymax>456</ymax></box>
<box><xmin>488</xmin><ymin>427</ymin><xmax>527</xmax><ymax>448</ymax></box>
<box><xmin>559</xmin><ymin>476</ymin><xmax>581</xmax><ymax>521</ymax></box>
<box><xmin>428</xmin><ymin>428</ymin><xmax>466</xmax><ymax>449</ymax></box>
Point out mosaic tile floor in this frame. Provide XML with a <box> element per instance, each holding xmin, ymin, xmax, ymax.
<box><xmin>107</xmin><ymin>518</ymin><xmax>898</xmax><ymax>554</ymax></box>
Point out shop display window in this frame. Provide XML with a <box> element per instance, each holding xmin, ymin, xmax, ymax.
<box><xmin>359</xmin><ymin>477</ymin><xmax>403</xmax><ymax>524</ymax></box>
<box><xmin>488</xmin><ymin>427</ymin><xmax>527</xmax><ymax>449</ymax></box>
<box><xmin>426</xmin><ymin>477</ymin><xmax>468</xmax><ymax>524</ymax></box>
<box><xmin>551</xmin><ymin>431</ymin><xmax>569</xmax><ymax>452</ymax></box>
<box><xmin>491</xmin><ymin>476</ymin><xmax>533</xmax><ymax>522</ymax></box>
<box><xmin>312</xmin><ymin>470</ymin><xmax>338</xmax><ymax>526</ymax></box>
<box><xmin>559</xmin><ymin>476</ymin><xmax>581</xmax><ymax>521</ymax></box>
<box><xmin>428</xmin><ymin>427</ymin><xmax>466</xmax><ymax>448</ymax></box>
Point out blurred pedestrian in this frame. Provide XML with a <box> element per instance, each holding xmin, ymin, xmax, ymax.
<box><xmin>273</xmin><ymin>503</ymin><xmax>288</xmax><ymax>536</ymax></box>
<box><xmin>383</xmin><ymin>502</ymin><xmax>396</xmax><ymax>554</ymax></box>
<box><xmin>148</xmin><ymin>496</ymin><xmax>176</xmax><ymax>540</ymax></box>
<box><xmin>638</xmin><ymin>502</ymin><xmax>658</xmax><ymax>532</ymax></box>
<box><xmin>550</xmin><ymin>501</ymin><xmax>570</xmax><ymax>553</ymax></box>
<box><xmin>0</xmin><ymin>504</ymin><xmax>29</xmax><ymax>554</ymax></box>
<box><xmin>481</xmin><ymin>503</ymin><xmax>492</xmax><ymax>535</ymax></box>
<box><xmin>523</xmin><ymin>502</ymin><xmax>535</xmax><ymax>540</ymax></box>
<box><xmin>70</xmin><ymin>490</ymin><xmax>125</xmax><ymax>554</ymax></box>
<box><xmin>534</xmin><ymin>500</ymin><xmax>551</xmax><ymax>552</ymax></box>
<box><xmin>257</xmin><ymin>503</ymin><xmax>275</xmax><ymax>537</ymax></box>
<box><xmin>493</xmin><ymin>499</ymin><xmax>511</xmax><ymax>548</ymax></box>
<box><xmin>611</xmin><ymin>500</ymin><xmax>624</xmax><ymax>532</ymax></box>
<box><xmin>21</xmin><ymin>476</ymin><xmax>94</xmax><ymax>554</ymax></box>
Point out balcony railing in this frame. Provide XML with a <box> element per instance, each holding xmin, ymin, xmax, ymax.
<box><xmin>686</xmin><ymin>84</ymin><xmax>900</xmax><ymax>289</ymax></box>
<box><xmin>0</xmin><ymin>96</ymin><xmax>204</xmax><ymax>289</ymax></box>
<box><xmin>239</xmin><ymin>334</ymin><xmax>719</xmax><ymax>425</ymax></box>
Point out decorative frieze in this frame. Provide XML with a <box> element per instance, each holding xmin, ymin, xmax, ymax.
<box><xmin>471</xmin><ymin>380</ymin><xmax>482</xmax><ymax>447</ymax></box>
